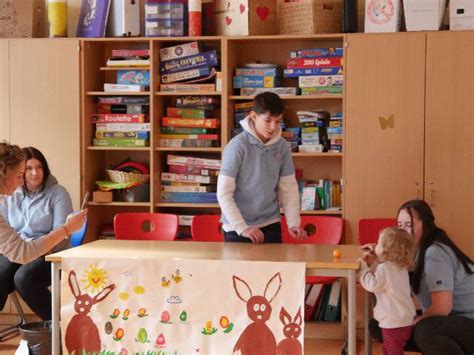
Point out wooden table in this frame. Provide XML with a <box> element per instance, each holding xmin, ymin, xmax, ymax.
<box><xmin>46</xmin><ymin>240</ymin><xmax>361</xmax><ymax>355</ymax></box>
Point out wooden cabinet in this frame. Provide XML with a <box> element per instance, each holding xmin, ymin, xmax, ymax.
<box><xmin>425</xmin><ymin>32</ymin><xmax>474</xmax><ymax>258</ymax></box>
<box><xmin>344</xmin><ymin>31</ymin><xmax>473</xmax><ymax>255</ymax></box>
<box><xmin>7</xmin><ymin>39</ymin><xmax>81</xmax><ymax>209</ymax></box>
<box><xmin>344</xmin><ymin>33</ymin><xmax>426</xmax><ymax>244</ymax></box>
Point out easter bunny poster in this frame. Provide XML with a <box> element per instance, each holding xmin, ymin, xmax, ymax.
<box><xmin>61</xmin><ymin>258</ymin><xmax>305</xmax><ymax>354</ymax></box>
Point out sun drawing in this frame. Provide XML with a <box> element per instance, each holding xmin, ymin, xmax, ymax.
<box><xmin>81</xmin><ymin>264</ymin><xmax>108</xmax><ymax>293</ymax></box>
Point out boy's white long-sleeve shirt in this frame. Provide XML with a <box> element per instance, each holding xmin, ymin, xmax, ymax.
<box><xmin>359</xmin><ymin>260</ymin><xmax>416</xmax><ymax>328</ymax></box>
<box><xmin>217</xmin><ymin>117</ymin><xmax>300</xmax><ymax>235</ymax></box>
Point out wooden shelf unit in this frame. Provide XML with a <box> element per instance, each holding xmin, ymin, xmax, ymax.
<box><xmin>81</xmin><ymin>35</ymin><xmax>345</xmax><ymax>243</ymax></box>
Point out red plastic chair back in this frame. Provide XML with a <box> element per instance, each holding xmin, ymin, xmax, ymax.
<box><xmin>358</xmin><ymin>218</ymin><xmax>397</xmax><ymax>245</ymax></box>
<box><xmin>191</xmin><ymin>215</ymin><xmax>223</xmax><ymax>242</ymax></box>
<box><xmin>114</xmin><ymin>213</ymin><xmax>178</xmax><ymax>241</ymax></box>
<box><xmin>281</xmin><ymin>216</ymin><xmax>343</xmax><ymax>245</ymax></box>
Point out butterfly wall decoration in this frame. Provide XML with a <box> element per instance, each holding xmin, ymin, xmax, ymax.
<box><xmin>378</xmin><ymin>114</ymin><xmax>395</xmax><ymax>130</ymax></box>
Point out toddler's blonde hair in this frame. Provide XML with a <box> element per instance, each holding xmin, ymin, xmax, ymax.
<box><xmin>378</xmin><ymin>227</ymin><xmax>416</xmax><ymax>271</ymax></box>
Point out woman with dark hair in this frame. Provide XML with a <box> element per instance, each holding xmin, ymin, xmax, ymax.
<box><xmin>366</xmin><ymin>199</ymin><xmax>474</xmax><ymax>354</ymax></box>
<box><xmin>0</xmin><ymin>145</ymin><xmax>85</xmax><ymax>321</ymax></box>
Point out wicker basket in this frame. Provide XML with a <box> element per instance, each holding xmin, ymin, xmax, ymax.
<box><xmin>279</xmin><ymin>0</ymin><xmax>343</xmax><ymax>35</ymax></box>
<box><xmin>106</xmin><ymin>169</ymin><xmax>150</xmax><ymax>184</ymax></box>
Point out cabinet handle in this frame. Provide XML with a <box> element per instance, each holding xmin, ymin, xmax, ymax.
<box><xmin>429</xmin><ymin>181</ymin><xmax>434</xmax><ymax>207</ymax></box>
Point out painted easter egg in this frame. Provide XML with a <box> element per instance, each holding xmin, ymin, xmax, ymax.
<box><xmin>155</xmin><ymin>333</ymin><xmax>166</xmax><ymax>346</ymax></box>
<box><xmin>113</xmin><ymin>328</ymin><xmax>124</xmax><ymax>341</ymax></box>
<box><xmin>161</xmin><ymin>310</ymin><xmax>170</xmax><ymax>323</ymax></box>
<box><xmin>136</xmin><ymin>328</ymin><xmax>148</xmax><ymax>343</ymax></box>
<box><xmin>123</xmin><ymin>309</ymin><xmax>130</xmax><ymax>319</ymax></box>
<box><xmin>110</xmin><ymin>308</ymin><xmax>120</xmax><ymax>319</ymax></box>
<box><xmin>137</xmin><ymin>308</ymin><xmax>148</xmax><ymax>317</ymax></box>
<box><xmin>134</xmin><ymin>285</ymin><xmax>145</xmax><ymax>294</ymax></box>
<box><xmin>219</xmin><ymin>316</ymin><xmax>229</xmax><ymax>328</ymax></box>
<box><xmin>104</xmin><ymin>321</ymin><xmax>113</xmax><ymax>334</ymax></box>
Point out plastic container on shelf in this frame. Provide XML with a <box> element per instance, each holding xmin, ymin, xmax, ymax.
<box><xmin>145</xmin><ymin>0</ymin><xmax>187</xmax><ymax>37</ymax></box>
<box><xmin>404</xmin><ymin>0</ymin><xmax>446</xmax><ymax>31</ymax></box>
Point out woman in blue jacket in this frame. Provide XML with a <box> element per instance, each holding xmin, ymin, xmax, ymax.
<box><xmin>0</xmin><ymin>146</ymin><xmax>74</xmax><ymax>320</ymax></box>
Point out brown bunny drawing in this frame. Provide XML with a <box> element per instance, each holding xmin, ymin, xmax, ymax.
<box><xmin>65</xmin><ymin>270</ymin><xmax>116</xmax><ymax>354</ymax></box>
<box><xmin>276</xmin><ymin>306</ymin><xmax>303</xmax><ymax>355</ymax></box>
<box><xmin>232</xmin><ymin>272</ymin><xmax>282</xmax><ymax>355</ymax></box>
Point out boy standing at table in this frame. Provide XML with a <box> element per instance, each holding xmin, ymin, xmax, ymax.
<box><xmin>217</xmin><ymin>92</ymin><xmax>305</xmax><ymax>243</ymax></box>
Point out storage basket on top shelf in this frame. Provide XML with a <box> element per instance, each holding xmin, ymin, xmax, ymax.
<box><xmin>279</xmin><ymin>0</ymin><xmax>343</xmax><ymax>35</ymax></box>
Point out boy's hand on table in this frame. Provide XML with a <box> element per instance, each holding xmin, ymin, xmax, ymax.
<box><xmin>289</xmin><ymin>226</ymin><xmax>307</xmax><ymax>239</ymax></box>
<box><xmin>242</xmin><ymin>227</ymin><xmax>264</xmax><ymax>243</ymax></box>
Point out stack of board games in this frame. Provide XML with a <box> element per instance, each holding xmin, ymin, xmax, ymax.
<box><xmin>159</xmin><ymin>96</ymin><xmax>220</xmax><ymax>148</ymax></box>
<box><xmin>282</xmin><ymin>127</ymin><xmax>301</xmax><ymax>152</ymax></box>
<box><xmin>160</xmin><ymin>154</ymin><xmax>220</xmax><ymax>203</ymax></box>
<box><xmin>104</xmin><ymin>48</ymin><xmax>150</xmax><ymax>93</ymax></box>
<box><xmin>232</xmin><ymin>101</ymin><xmax>253</xmax><ymax>137</ymax></box>
<box><xmin>92</xmin><ymin>96</ymin><xmax>151</xmax><ymax>147</ymax></box>
<box><xmin>296</xmin><ymin>110</ymin><xmax>330</xmax><ymax>153</ymax></box>
<box><xmin>233</xmin><ymin>66</ymin><xmax>282</xmax><ymax>90</ymax></box>
<box><xmin>159</xmin><ymin>42</ymin><xmax>219</xmax><ymax>92</ymax></box>
<box><xmin>284</xmin><ymin>47</ymin><xmax>344</xmax><ymax>96</ymax></box>
<box><xmin>236</xmin><ymin>63</ymin><xmax>297</xmax><ymax>97</ymax></box>
<box><xmin>328</xmin><ymin>112</ymin><xmax>343</xmax><ymax>152</ymax></box>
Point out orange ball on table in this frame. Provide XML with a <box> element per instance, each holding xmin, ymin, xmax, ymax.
<box><xmin>332</xmin><ymin>248</ymin><xmax>341</xmax><ymax>258</ymax></box>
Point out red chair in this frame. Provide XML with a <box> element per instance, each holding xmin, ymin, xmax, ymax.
<box><xmin>358</xmin><ymin>218</ymin><xmax>397</xmax><ymax>245</ymax></box>
<box><xmin>114</xmin><ymin>213</ymin><xmax>178</xmax><ymax>241</ymax></box>
<box><xmin>358</xmin><ymin>218</ymin><xmax>396</xmax><ymax>355</ymax></box>
<box><xmin>282</xmin><ymin>216</ymin><xmax>343</xmax><ymax>284</ymax></box>
<box><xmin>191</xmin><ymin>215</ymin><xmax>224</xmax><ymax>242</ymax></box>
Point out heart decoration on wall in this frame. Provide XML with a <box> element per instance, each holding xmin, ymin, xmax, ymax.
<box><xmin>256</xmin><ymin>6</ymin><xmax>270</xmax><ymax>21</ymax></box>
<box><xmin>240</xmin><ymin>3</ymin><xmax>246</xmax><ymax>14</ymax></box>
<box><xmin>225</xmin><ymin>16</ymin><xmax>232</xmax><ymax>26</ymax></box>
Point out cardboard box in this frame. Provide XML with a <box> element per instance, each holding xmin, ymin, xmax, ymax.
<box><xmin>214</xmin><ymin>0</ymin><xmax>277</xmax><ymax>36</ymax></box>
<box><xmin>364</xmin><ymin>0</ymin><xmax>401</xmax><ymax>33</ymax></box>
<box><xmin>93</xmin><ymin>191</ymin><xmax>113</xmax><ymax>203</ymax></box>
<box><xmin>404</xmin><ymin>0</ymin><xmax>446</xmax><ymax>31</ymax></box>
<box><xmin>450</xmin><ymin>0</ymin><xmax>474</xmax><ymax>30</ymax></box>
<box><xmin>0</xmin><ymin>0</ymin><xmax>45</xmax><ymax>38</ymax></box>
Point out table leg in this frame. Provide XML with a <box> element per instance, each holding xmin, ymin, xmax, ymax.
<box><xmin>365</xmin><ymin>291</ymin><xmax>372</xmax><ymax>355</ymax></box>
<box><xmin>348</xmin><ymin>270</ymin><xmax>356</xmax><ymax>355</ymax></box>
<box><xmin>51</xmin><ymin>262</ymin><xmax>60</xmax><ymax>355</ymax></box>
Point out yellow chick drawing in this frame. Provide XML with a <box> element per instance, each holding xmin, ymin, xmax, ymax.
<box><xmin>161</xmin><ymin>276</ymin><xmax>170</xmax><ymax>288</ymax></box>
<box><xmin>171</xmin><ymin>269</ymin><xmax>182</xmax><ymax>283</ymax></box>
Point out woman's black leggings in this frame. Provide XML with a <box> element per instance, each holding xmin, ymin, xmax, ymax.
<box><xmin>370</xmin><ymin>315</ymin><xmax>474</xmax><ymax>354</ymax></box>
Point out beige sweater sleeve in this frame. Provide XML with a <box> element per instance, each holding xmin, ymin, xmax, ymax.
<box><xmin>0</xmin><ymin>215</ymin><xmax>66</xmax><ymax>264</ymax></box>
